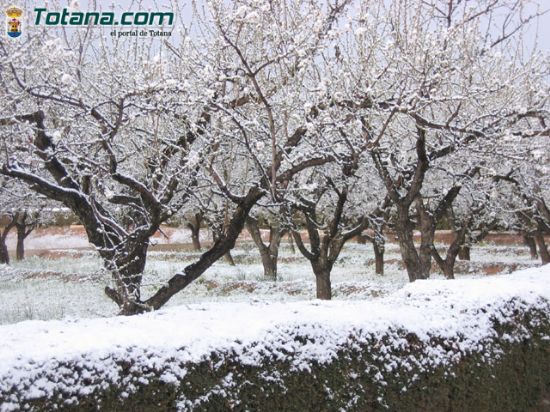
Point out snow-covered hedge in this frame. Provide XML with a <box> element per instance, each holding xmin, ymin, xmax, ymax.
<box><xmin>1</xmin><ymin>266</ymin><xmax>549</xmax><ymax>411</ymax></box>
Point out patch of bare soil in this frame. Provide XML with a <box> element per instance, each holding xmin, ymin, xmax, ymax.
<box><xmin>10</xmin><ymin>270</ymin><xmax>103</xmax><ymax>283</ymax></box>
<box><xmin>200</xmin><ymin>280</ymin><xmax>220</xmax><ymax>291</ymax></box>
<box><xmin>26</xmin><ymin>250</ymin><xmax>90</xmax><ymax>259</ymax></box>
<box><xmin>220</xmin><ymin>282</ymin><xmax>258</xmax><ymax>294</ymax></box>
<box><xmin>439</xmin><ymin>261</ymin><xmax>536</xmax><ymax>276</ymax></box>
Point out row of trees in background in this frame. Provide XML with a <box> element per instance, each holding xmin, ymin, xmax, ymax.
<box><xmin>0</xmin><ymin>0</ymin><xmax>548</xmax><ymax>314</ymax></box>
<box><xmin>0</xmin><ymin>179</ymin><xmax>57</xmax><ymax>264</ymax></box>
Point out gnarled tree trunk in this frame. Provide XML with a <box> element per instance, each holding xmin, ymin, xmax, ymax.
<box><xmin>359</xmin><ymin>232</ymin><xmax>386</xmax><ymax>275</ymax></box>
<box><xmin>246</xmin><ymin>217</ymin><xmax>284</xmax><ymax>280</ymax></box>
<box><xmin>104</xmin><ymin>241</ymin><xmax>149</xmax><ymax>315</ymax></box>
<box><xmin>312</xmin><ymin>262</ymin><xmax>332</xmax><ymax>300</ymax></box>
<box><xmin>372</xmin><ymin>129</ymin><xmax>431</xmax><ymax>283</ymax></box>
<box><xmin>432</xmin><ymin>221</ymin><xmax>470</xmax><ymax>280</ymax></box>
<box><xmin>291</xmin><ymin>183</ymin><xmax>366</xmax><ymax>300</ymax></box>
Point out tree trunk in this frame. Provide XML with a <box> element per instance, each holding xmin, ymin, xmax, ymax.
<box><xmin>246</xmin><ymin>217</ymin><xmax>282</xmax><ymax>280</ymax></box>
<box><xmin>187</xmin><ymin>213</ymin><xmax>203</xmax><ymax>251</ymax></box>
<box><xmin>287</xmin><ymin>234</ymin><xmax>296</xmax><ymax>254</ymax></box>
<box><xmin>523</xmin><ymin>235</ymin><xmax>538</xmax><ymax>260</ymax></box>
<box><xmin>373</xmin><ymin>241</ymin><xmax>384</xmax><ymax>275</ymax></box>
<box><xmin>0</xmin><ymin>240</ymin><xmax>9</xmax><ymax>264</ymax></box>
<box><xmin>534</xmin><ymin>234</ymin><xmax>550</xmax><ymax>264</ymax></box>
<box><xmin>211</xmin><ymin>228</ymin><xmax>236</xmax><ymax>266</ymax></box>
<box><xmin>395</xmin><ymin>209</ymin><xmax>425</xmax><ymax>282</ymax></box>
<box><xmin>103</xmin><ymin>242</ymin><xmax>149</xmax><ymax>315</ymax></box>
<box><xmin>143</xmin><ymin>187</ymin><xmax>263</xmax><ymax>311</ymax></box>
<box><xmin>418</xmin><ymin>231</ymin><xmax>434</xmax><ymax>277</ymax></box>
<box><xmin>441</xmin><ymin>259</ymin><xmax>455</xmax><ymax>279</ymax></box>
<box><xmin>224</xmin><ymin>250</ymin><xmax>236</xmax><ymax>266</ymax></box>
<box><xmin>432</xmin><ymin>224</ymin><xmax>469</xmax><ymax>281</ymax></box>
<box><xmin>191</xmin><ymin>227</ymin><xmax>201</xmax><ymax>251</ymax></box>
<box><xmin>0</xmin><ymin>221</ymin><xmax>16</xmax><ymax>265</ymax></box>
<box><xmin>416</xmin><ymin>198</ymin><xmax>435</xmax><ymax>278</ymax></box>
<box><xmin>16</xmin><ymin>226</ymin><xmax>25</xmax><ymax>261</ymax></box>
<box><xmin>313</xmin><ymin>266</ymin><xmax>332</xmax><ymax>300</ymax></box>
<box><xmin>260</xmin><ymin>252</ymin><xmax>277</xmax><ymax>280</ymax></box>
<box><xmin>458</xmin><ymin>245</ymin><xmax>470</xmax><ymax>261</ymax></box>
<box><xmin>13</xmin><ymin>211</ymin><xmax>36</xmax><ymax>261</ymax></box>
<box><xmin>397</xmin><ymin>233</ymin><xmax>425</xmax><ymax>281</ymax></box>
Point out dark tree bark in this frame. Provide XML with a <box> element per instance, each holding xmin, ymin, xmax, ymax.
<box><xmin>143</xmin><ymin>187</ymin><xmax>264</xmax><ymax>310</ymax></box>
<box><xmin>16</xmin><ymin>229</ymin><xmax>25</xmax><ymax>261</ymax></box>
<box><xmin>373</xmin><ymin>241</ymin><xmax>385</xmax><ymax>275</ymax></box>
<box><xmin>0</xmin><ymin>217</ymin><xmax>16</xmax><ymax>264</ymax></box>
<box><xmin>359</xmin><ymin>232</ymin><xmax>386</xmax><ymax>275</ymax></box>
<box><xmin>291</xmin><ymin>182</ymin><xmax>366</xmax><ymax>300</ymax></box>
<box><xmin>449</xmin><ymin>208</ymin><xmax>471</xmax><ymax>264</ymax></box>
<box><xmin>186</xmin><ymin>213</ymin><xmax>203</xmax><ymax>251</ymax></box>
<box><xmin>432</xmin><ymin>222</ymin><xmax>469</xmax><ymax>280</ymax></box>
<box><xmin>372</xmin><ymin>127</ymin><xmax>430</xmax><ymax>282</ymax></box>
<box><xmin>210</xmin><ymin>229</ymin><xmax>236</xmax><ymax>266</ymax></box>
<box><xmin>523</xmin><ymin>235</ymin><xmax>538</xmax><ymax>260</ymax></box>
<box><xmin>458</xmin><ymin>245</ymin><xmax>471</xmax><ymax>261</ymax></box>
<box><xmin>14</xmin><ymin>211</ymin><xmax>37</xmax><ymax>261</ymax></box>
<box><xmin>104</xmin><ymin>241</ymin><xmax>149</xmax><ymax>315</ymax></box>
<box><xmin>287</xmin><ymin>233</ymin><xmax>296</xmax><ymax>254</ymax></box>
<box><xmin>416</xmin><ymin>198</ymin><xmax>436</xmax><ymax>277</ymax></box>
<box><xmin>0</xmin><ymin>241</ymin><xmax>8</xmax><ymax>264</ymax></box>
<box><xmin>360</xmin><ymin>196</ymin><xmax>391</xmax><ymax>276</ymax></box>
<box><xmin>246</xmin><ymin>216</ymin><xmax>285</xmax><ymax>280</ymax></box>
<box><xmin>535</xmin><ymin>233</ymin><xmax>550</xmax><ymax>264</ymax></box>
<box><xmin>395</xmin><ymin>204</ymin><xmax>426</xmax><ymax>281</ymax></box>
<box><xmin>312</xmin><ymin>262</ymin><xmax>332</xmax><ymax>300</ymax></box>
<box><xmin>413</xmin><ymin>187</ymin><xmax>463</xmax><ymax>279</ymax></box>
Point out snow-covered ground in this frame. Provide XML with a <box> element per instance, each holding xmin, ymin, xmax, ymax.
<box><xmin>0</xmin><ymin>241</ymin><xmax>539</xmax><ymax>324</ymax></box>
<box><xmin>0</xmin><ymin>265</ymin><xmax>548</xmax><ymax>411</ymax></box>
<box><xmin>3</xmin><ymin>264</ymin><xmax>548</xmax><ymax>365</ymax></box>
<box><xmin>0</xmin><ymin>231</ymin><xmax>547</xmax><ymax>410</ymax></box>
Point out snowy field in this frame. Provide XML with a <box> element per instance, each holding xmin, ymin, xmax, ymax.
<box><xmin>0</xmin><ymin>235</ymin><xmax>541</xmax><ymax>325</ymax></box>
<box><xmin>0</xmin><ymin>232</ymin><xmax>547</xmax><ymax>410</ymax></box>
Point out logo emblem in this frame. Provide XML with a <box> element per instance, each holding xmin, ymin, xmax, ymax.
<box><xmin>6</xmin><ymin>6</ymin><xmax>22</xmax><ymax>38</ymax></box>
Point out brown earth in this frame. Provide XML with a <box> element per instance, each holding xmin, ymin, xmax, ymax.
<box><xmin>9</xmin><ymin>225</ymin><xmax>549</xmax><ymax>251</ymax></box>
<box><xmin>2</xmin><ymin>225</ymin><xmax>546</xmax><ymax>278</ymax></box>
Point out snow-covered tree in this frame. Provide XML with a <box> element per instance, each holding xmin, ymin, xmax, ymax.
<box><xmin>0</xmin><ymin>25</ymin><xmax>217</xmax><ymax>313</ymax></box>
<box><xmin>334</xmin><ymin>0</ymin><xmax>549</xmax><ymax>281</ymax></box>
<box><xmin>0</xmin><ymin>0</ymin><xmax>351</xmax><ymax>313</ymax></box>
<box><xmin>0</xmin><ymin>177</ymin><xmax>55</xmax><ymax>263</ymax></box>
<box><xmin>288</xmin><ymin>159</ymin><xmax>368</xmax><ymax>299</ymax></box>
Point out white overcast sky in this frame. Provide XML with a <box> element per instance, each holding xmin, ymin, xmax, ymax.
<box><xmin>5</xmin><ymin>0</ymin><xmax>550</xmax><ymax>53</ymax></box>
